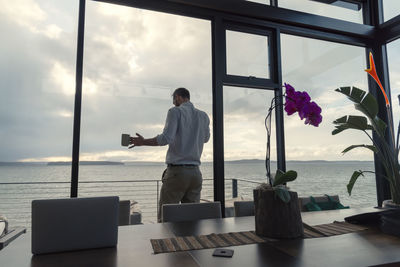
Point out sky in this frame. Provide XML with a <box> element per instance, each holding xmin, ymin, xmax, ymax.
<box><xmin>0</xmin><ymin>0</ymin><xmax>399</xmax><ymax>163</ymax></box>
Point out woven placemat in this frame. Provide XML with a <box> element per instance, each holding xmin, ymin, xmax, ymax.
<box><xmin>303</xmin><ymin>221</ymin><xmax>367</xmax><ymax>238</ymax></box>
<box><xmin>150</xmin><ymin>221</ymin><xmax>367</xmax><ymax>254</ymax></box>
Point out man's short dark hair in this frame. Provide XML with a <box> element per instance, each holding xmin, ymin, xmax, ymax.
<box><xmin>173</xmin><ymin>87</ymin><xmax>190</xmax><ymax>100</ymax></box>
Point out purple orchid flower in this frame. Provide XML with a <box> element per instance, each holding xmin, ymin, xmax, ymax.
<box><xmin>283</xmin><ymin>83</ymin><xmax>322</xmax><ymax>127</ymax></box>
<box><xmin>284</xmin><ymin>83</ymin><xmax>295</xmax><ymax>98</ymax></box>
<box><xmin>303</xmin><ymin>101</ymin><xmax>322</xmax><ymax>127</ymax></box>
<box><xmin>284</xmin><ymin>100</ymin><xmax>297</xmax><ymax>115</ymax></box>
<box><xmin>295</xmin><ymin>91</ymin><xmax>311</xmax><ymax>119</ymax></box>
<box><xmin>284</xmin><ymin>83</ymin><xmax>298</xmax><ymax>115</ymax></box>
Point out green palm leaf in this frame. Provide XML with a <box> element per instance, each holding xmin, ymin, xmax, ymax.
<box><xmin>332</xmin><ymin>115</ymin><xmax>373</xmax><ymax>135</ymax></box>
<box><xmin>372</xmin><ymin>116</ymin><xmax>387</xmax><ymax>137</ymax></box>
<box><xmin>347</xmin><ymin>170</ymin><xmax>364</xmax><ymax>196</ymax></box>
<box><xmin>342</xmin><ymin>144</ymin><xmax>378</xmax><ymax>154</ymax></box>
<box><xmin>335</xmin><ymin>87</ymin><xmax>378</xmax><ymax>119</ymax></box>
<box><xmin>335</xmin><ymin>87</ymin><xmax>386</xmax><ymax>136</ymax></box>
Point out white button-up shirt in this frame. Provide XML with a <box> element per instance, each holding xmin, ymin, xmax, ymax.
<box><xmin>156</xmin><ymin>101</ymin><xmax>210</xmax><ymax>165</ymax></box>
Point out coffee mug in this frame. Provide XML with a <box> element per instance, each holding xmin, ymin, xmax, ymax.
<box><xmin>121</xmin><ymin>134</ymin><xmax>130</xmax><ymax>146</ymax></box>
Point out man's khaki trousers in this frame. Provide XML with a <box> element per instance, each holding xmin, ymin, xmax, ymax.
<box><xmin>158</xmin><ymin>165</ymin><xmax>202</xmax><ymax>222</ymax></box>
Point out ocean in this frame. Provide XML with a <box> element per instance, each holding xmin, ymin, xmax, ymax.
<box><xmin>0</xmin><ymin>161</ymin><xmax>377</xmax><ymax>228</ymax></box>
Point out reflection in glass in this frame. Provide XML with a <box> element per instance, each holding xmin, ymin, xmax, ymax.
<box><xmin>281</xmin><ymin>34</ymin><xmax>374</xmax><ymax>208</ymax></box>
<box><xmin>279</xmin><ymin>0</ymin><xmax>363</xmax><ymax>23</ymax></box>
<box><xmin>226</xmin><ymin>30</ymin><xmax>270</xmax><ymax>79</ymax></box>
<box><xmin>81</xmin><ymin>2</ymin><xmax>212</xmax><ymax>223</ymax></box>
<box><xmin>383</xmin><ymin>0</ymin><xmax>400</xmax><ymax>22</ymax></box>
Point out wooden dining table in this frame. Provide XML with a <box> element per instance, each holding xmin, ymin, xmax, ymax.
<box><xmin>1</xmin><ymin>207</ymin><xmax>400</xmax><ymax>267</ymax></box>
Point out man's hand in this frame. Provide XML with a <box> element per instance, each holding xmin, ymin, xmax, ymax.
<box><xmin>130</xmin><ymin>133</ymin><xmax>145</xmax><ymax>147</ymax></box>
<box><xmin>128</xmin><ymin>133</ymin><xmax>159</xmax><ymax>148</ymax></box>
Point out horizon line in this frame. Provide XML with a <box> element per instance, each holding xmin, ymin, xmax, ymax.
<box><xmin>0</xmin><ymin>159</ymin><xmax>375</xmax><ymax>164</ymax></box>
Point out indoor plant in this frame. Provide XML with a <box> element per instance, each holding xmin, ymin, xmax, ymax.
<box><xmin>332</xmin><ymin>53</ymin><xmax>400</xmax><ymax>205</ymax></box>
<box><xmin>264</xmin><ymin>82</ymin><xmax>322</xmax><ymax>202</ymax></box>
<box><xmin>254</xmin><ymin>83</ymin><xmax>322</xmax><ymax>238</ymax></box>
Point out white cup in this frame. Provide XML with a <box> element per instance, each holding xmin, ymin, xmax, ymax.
<box><xmin>121</xmin><ymin>134</ymin><xmax>130</xmax><ymax>146</ymax></box>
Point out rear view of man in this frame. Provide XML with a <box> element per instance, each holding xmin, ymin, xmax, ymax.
<box><xmin>130</xmin><ymin>87</ymin><xmax>210</xmax><ymax>222</ymax></box>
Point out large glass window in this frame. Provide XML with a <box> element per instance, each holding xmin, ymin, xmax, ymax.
<box><xmin>80</xmin><ymin>2</ymin><xmax>212</xmax><ymax>223</ymax></box>
<box><xmin>226</xmin><ymin>30</ymin><xmax>270</xmax><ymax>79</ymax></box>
<box><xmin>279</xmin><ymin>0</ymin><xmax>363</xmax><ymax>24</ymax></box>
<box><xmin>223</xmin><ymin>86</ymin><xmax>276</xmax><ymax>214</ymax></box>
<box><xmin>281</xmin><ymin>34</ymin><xmax>373</xmax><ymax>208</ymax></box>
<box><xmin>0</xmin><ymin>0</ymin><xmax>78</xmax><ymax>228</ymax></box>
<box><xmin>223</xmin><ymin>24</ymin><xmax>276</xmax><ymax>216</ymax></box>
<box><xmin>387</xmin><ymin>39</ymin><xmax>400</xmax><ymax>140</ymax></box>
<box><xmin>383</xmin><ymin>0</ymin><xmax>400</xmax><ymax>22</ymax></box>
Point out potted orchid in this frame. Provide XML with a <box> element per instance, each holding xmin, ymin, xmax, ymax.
<box><xmin>254</xmin><ymin>83</ymin><xmax>322</xmax><ymax>238</ymax></box>
<box><xmin>332</xmin><ymin>53</ymin><xmax>400</xmax><ymax>206</ymax></box>
<box><xmin>263</xmin><ymin>83</ymin><xmax>323</xmax><ymax>203</ymax></box>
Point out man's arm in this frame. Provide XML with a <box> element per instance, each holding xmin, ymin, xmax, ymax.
<box><xmin>129</xmin><ymin>133</ymin><xmax>158</xmax><ymax>147</ymax></box>
<box><xmin>156</xmin><ymin>108</ymin><xmax>179</xmax><ymax>146</ymax></box>
<box><xmin>130</xmin><ymin>108</ymin><xmax>178</xmax><ymax>148</ymax></box>
<box><xmin>204</xmin><ymin>113</ymin><xmax>210</xmax><ymax>143</ymax></box>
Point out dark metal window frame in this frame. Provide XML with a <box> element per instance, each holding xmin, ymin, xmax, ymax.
<box><xmin>71</xmin><ymin>0</ymin><xmax>400</xmax><ymax>212</ymax></box>
<box><xmin>223</xmin><ymin>22</ymin><xmax>277</xmax><ymax>88</ymax></box>
<box><xmin>215</xmin><ymin>21</ymin><xmax>283</xmax><ymax>213</ymax></box>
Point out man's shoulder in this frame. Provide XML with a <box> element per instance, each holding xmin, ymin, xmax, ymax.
<box><xmin>166</xmin><ymin>107</ymin><xmax>182</xmax><ymax>119</ymax></box>
<box><xmin>168</xmin><ymin>106</ymin><xmax>181</xmax><ymax>113</ymax></box>
<box><xmin>195</xmin><ymin>108</ymin><xmax>209</xmax><ymax>121</ymax></box>
<box><xmin>198</xmin><ymin>109</ymin><xmax>208</xmax><ymax>117</ymax></box>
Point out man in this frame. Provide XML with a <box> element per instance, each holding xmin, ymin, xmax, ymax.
<box><xmin>130</xmin><ymin>87</ymin><xmax>210</xmax><ymax>222</ymax></box>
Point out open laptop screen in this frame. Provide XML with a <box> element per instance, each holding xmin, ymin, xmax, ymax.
<box><xmin>32</xmin><ymin>196</ymin><xmax>119</xmax><ymax>255</ymax></box>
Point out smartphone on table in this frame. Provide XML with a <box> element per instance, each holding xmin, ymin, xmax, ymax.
<box><xmin>212</xmin><ymin>248</ymin><xmax>234</xmax><ymax>258</ymax></box>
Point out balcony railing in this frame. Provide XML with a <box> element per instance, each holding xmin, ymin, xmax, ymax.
<box><xmin>0</xmin><ymin>178</ymin><xmax>262</xmax><ymax>228</ymax></box>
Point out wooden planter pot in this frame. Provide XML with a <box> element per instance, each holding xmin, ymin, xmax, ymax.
<box><xmin>253</xmin><ymin>187</ymin><xmax>303</xmax><ymax>239</ymax></box>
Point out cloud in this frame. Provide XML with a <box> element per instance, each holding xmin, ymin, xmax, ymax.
<box><xmin>0</xmin><ymin>1</ymin><xmax>208</xmax><ymax>161</ymax></box>
<box><xmin>0</xmin><ymin>0</ymin><xmax>68</xmax><ymax>39</ymax></box>
<box><xmin>20</xmin><ymin>156</ymin><xmax>71</xmax><ymax>163</ymax></box>
<box><xmin>72</xmin><ymin>2</ymin><xmax>213</xmax><ymax>160</ymax></box>
<box><xmin>1</xmin><ymin>0</ymin><xmax>399</xmax><ymax>164</ymax></box>
<box><xmin>285</xmin><ymin>143</ymin><xmax>374</xmax><ymax>161</ymax></box>
<box><xmin>279</xmin><ymin>33</ymin><xmax>378</xmax><ymax>161</ymax></box>
<box><xmin>0</xmin><ymin>0</ymin><xmax>46</xmax><ymax>27</ymax></box>
<box><xmin>226</xmin><ymin>30</ymin><xmax>269</xmax><ymax>78</ymax></box>
<box><xmin>0</xmin><ymin>1</ymin><xmax>77</xmax><ymax>161</ymax></box>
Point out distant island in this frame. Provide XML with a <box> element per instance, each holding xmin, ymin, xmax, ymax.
<box><xmin>47</xmin><ymin>161</ymin><xmax>124</xmax><ymax>166</ymax></box>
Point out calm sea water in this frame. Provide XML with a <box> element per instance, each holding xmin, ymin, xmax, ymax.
<box><xmin>0</xmin><ymin>161</ymin><xmax>377</xmax><ymax>227</ymax></box>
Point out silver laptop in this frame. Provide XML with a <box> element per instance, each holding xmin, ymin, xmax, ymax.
<box><xmin>32</xmin><ymin>196</ymin><xmax>119</xmax><ymax>255</ymax></box>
